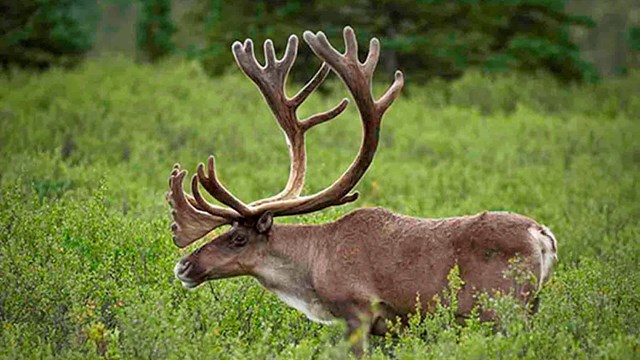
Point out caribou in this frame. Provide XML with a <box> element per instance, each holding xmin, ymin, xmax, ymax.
<box><xmin>167</xmin><ymin>27</ymin><xmax>558</xmax><ymax>356</ymax></box>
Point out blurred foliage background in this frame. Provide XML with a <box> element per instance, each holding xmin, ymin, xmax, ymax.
<box><xmin>1</xmin><ymin>1</ymin><xmax>639</xmax><ymax>359</ymax></box>
<box><xmin>2</xmin><ymin>0</ymin><xmax>639</xmax><ymax>82</ymax></box>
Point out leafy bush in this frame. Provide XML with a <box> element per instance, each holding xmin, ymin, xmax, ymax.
<box><xmin>0</xmin><ymin>58</ymin><xmax>638</xmax><ymax>358</ymax></box>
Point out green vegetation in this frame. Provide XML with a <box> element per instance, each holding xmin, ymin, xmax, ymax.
<box><xmin>0</xmin><ymin>58</ymin><xmax>638</xmax><ymax>358</ymax></box>
<box><xmin>189</xmin><ymin>0</ymin><xmax>598</xmax><ymax>82</ymax></box>
<box><xmin>137</xmin><ymin>0</ymin><xmax>176</xmax><ymax>62</ymax></box>
<box><xmin>1</xmin><ymin>1</ymin><xmax>603</xmax><ymax>82</ymax></box>
<box><xmin>0</xmin><ymin>0</ymin><xmax>99</xmax><ymax>68</ymax></box>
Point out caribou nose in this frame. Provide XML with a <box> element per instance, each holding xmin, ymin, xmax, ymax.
<box><xmin>174</xmin><ymin>259</ymin><xmax>193</xmax><ymax>279</ymax></box>
<box><xmin>174</xmin><ymin>258</ymin><xmax>202</xmax><ymax>289</ymax></box>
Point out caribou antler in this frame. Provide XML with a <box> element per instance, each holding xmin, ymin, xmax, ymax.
<box><xmin>232</xmin><ymin>35</ymin><xmax>348</xmax><ymax>205</ymax></box>
<box><xmin>167</xmin><ymin>164</ymin><xmax>240</xmax><ymax>247</ymax></box>
<box><xmin>247</xmin><ymin>26</ymin><xmax>404</xmax><ymax>216</ymax></box>
<box><xmin>167</xmin><ymin>27</ymin><xmax>403</xmax><ymax>248</ymax></box>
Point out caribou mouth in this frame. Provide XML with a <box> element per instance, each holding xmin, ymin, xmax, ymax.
<box><xmin>174</xmin><ymin>261</ymin><xmax>205</xmax><ymax>289</ymax></box>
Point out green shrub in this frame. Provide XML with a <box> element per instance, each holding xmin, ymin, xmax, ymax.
<box><xmin>0</xmin><ymin>58</ymin><xmax>638</xmax><ymax>358</ymax></box>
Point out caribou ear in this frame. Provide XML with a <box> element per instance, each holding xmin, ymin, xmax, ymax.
<box><xmin>256</xmin><ymin>212</ymin><xmax>273</xmax><ymax>234</ymax></box>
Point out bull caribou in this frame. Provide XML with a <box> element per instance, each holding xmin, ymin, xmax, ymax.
<box><xmin>167</xmin><ymin>26</ymin><xmax>557</xmax><ymax>356</ymax></box>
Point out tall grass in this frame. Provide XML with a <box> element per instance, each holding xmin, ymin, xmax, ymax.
<box><xmin>0</xmin><ymin>57</ymin><xmax>638</xmax><ymax>359</ymax></box>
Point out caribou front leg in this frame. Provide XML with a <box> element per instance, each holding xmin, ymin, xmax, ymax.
<box><xmin>345</xmin><ymin>316</ymin><xmax>369</xmax><ymax>358</ymax></box>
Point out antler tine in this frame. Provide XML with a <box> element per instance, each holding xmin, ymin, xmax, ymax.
<box><xmin>167</xmin><ymin>166</ymin><xmax>233</xmax><ymax>248</ymax></box>
<box><xmin>280</xmin><ymin>34</ymin><xmax>298</xmax><ymax>70</ymax></box>
<box><xmin>377</xmin><ymin>70</ymin><xmax>404</xmax><ymax>114</ymax></box>
<box><xmin>170</xmin><ymin>164</ymin><xmax>203</xmax><ymax>210</ymax></box>
<box><xmin>343</xmin><ymin>26</ymin><xmax>358</xmax><ymax>59</ymax></box>
<box><xmin>303</xmin><ymin>31</ymin><xmax>342</xmax><ymax>65</ymax></box>
<box><xmin>363</xmin><ymin>38</ymin><xmax>380</xmax><ymax>79</ymax></box>
<box><xmin>290</xmin><ymin>62</ymin><xmax>331</xmax><ymax>108</ymax></box>
<box><xmin>197</xmin><ymin>156</ymin><xmax>253</xmax><ymax>217</ymax></box>
<box><xmin>301</xmin><ymin>98</ymin><xmax>349</xmax><ymax>131</ymax></box>
<box><xmin>264</xmin><ymin>39</ymin><xmax>277</xmax><ymax>67</ymax></box>
<box><xmin>190</xmin><ymin>174</ymin><xmax>241</xmax><ymax>219</ymax></box>
<box><xmin>231</xmin><ymin>40</ymin><xmax>254</xmax><ymax>80</ymax></box>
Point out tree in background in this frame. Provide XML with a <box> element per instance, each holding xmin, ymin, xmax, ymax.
<box><xmin>136</xmin><ymin>0</ymin><xmax>176</xmax><ymax>62</ymax></box>
<box><xmin>183</xmin><ymin>0</ymin><xmax>304</xmax><ymax>78</ymax></box>
<box><xmin>187</xmin><ymin>0</ymin><xmax>598</xmax><ymax>83</ymax></box>
<box><xmin>625</xmin><ymin>26</ymin><xmax>640</xmax><ymax>72</ymax></box>
<box><xmin>0</xmin><ymin>0</ymin><xmax>602</xmax><ymax>82</ymax></box>
<box><xmin>0</xmin><ymin>0</ymin><xmax>99</xmax><ymax>69</ymax></box>
<box><xmin>0</xmin><ymin>0</ymin><xmax>177</xmax><ymax>68</ymax></box>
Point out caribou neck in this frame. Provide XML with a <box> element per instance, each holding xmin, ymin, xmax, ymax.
<box><xmin>248</xmin><ymin>222</ymin><xmax>340</xmax><ymax>324</ymax></box>
<box><xmin>250</xmin><ymin>223</ymin><xmax>330</xmax><ymax>291</ymax></box>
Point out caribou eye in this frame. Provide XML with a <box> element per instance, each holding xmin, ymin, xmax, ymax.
<box><xmin>232</xmin><ymin>234</ymin><xmax>248</xmax><ymax>247</ymax></box>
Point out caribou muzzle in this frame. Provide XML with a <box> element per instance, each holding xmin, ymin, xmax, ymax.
<box><xmin>174</xmin><ymin>258</ymin><xmax>206</xmax><ymax>289</ymax></box>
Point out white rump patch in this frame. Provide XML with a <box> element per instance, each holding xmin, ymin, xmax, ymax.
<box><xmin>528</xmin><ymin>226</ymin><xmax>558</xmax><ymax>289</ymax></box>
